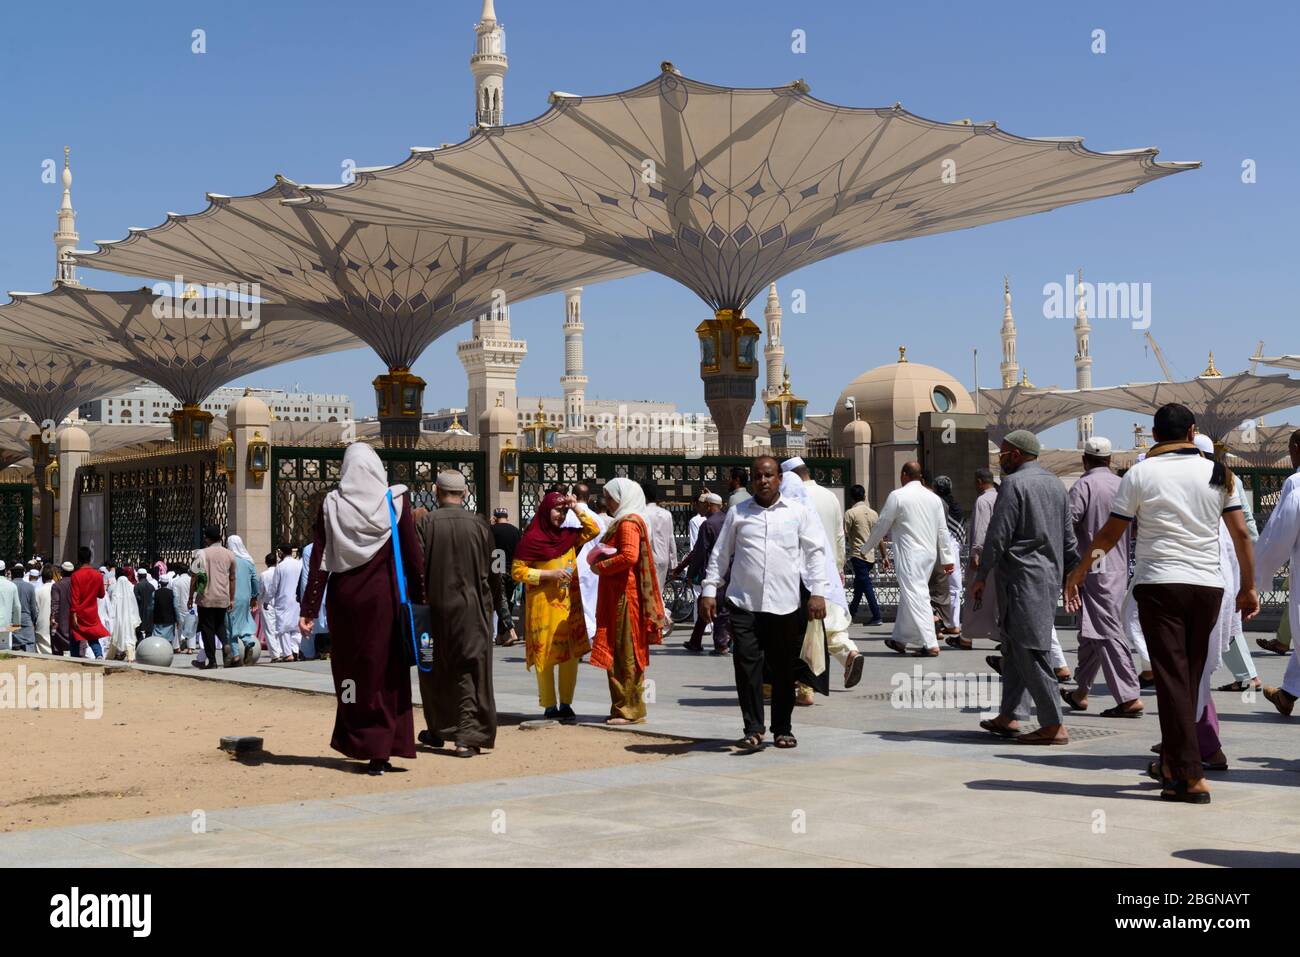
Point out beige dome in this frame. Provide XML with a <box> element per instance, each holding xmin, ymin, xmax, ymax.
<box><xmin>228</xmin><ymin>389</ymin><xmax>271</xmax><ymax>429</ymax></box>
<box><xmin>832</xmin><ymin>354</ymin><xmax>976</xmax><ymax>450</ymax></box>
<box><xmin>58</xmin><ymin>424</ymin><xmax>91</xmax><ymax>453</ymax></box>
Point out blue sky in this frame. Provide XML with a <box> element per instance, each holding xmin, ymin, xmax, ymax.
<box><xmin>2</xmin><ymin>0</ymin><xmax>1296</xmax><ymax>447</ymax></box>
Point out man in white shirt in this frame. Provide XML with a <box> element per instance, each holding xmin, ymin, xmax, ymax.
<box><xmin>701</xmin><ymin>455</ymin><xmax>828</xmax><ymax>751</ymax></box>
<box><xmin>640</xmin><ymin>480</ymin><xmax>678</xmax><ymax>588</ymax></box>
<box><xmin>270</xmin><ymin>544</ymin><xmax>304</xmax><ymax>662</ymax></box>
<box><xmin>863</xmin><ymin>462</ymin><xmax>954</xmax><ymax>656</ymax></box>
<box><xmin>1066</xmin><ymin>403</ymin><xmax>1257</xmax><ymax>804</ymax></box>
<box><xmin>1255</xmin><ymin>428</ymin><xmax>1300</xmax><ymax>716</ymax></box>
<box><xmin>687</xmin><ymin>496</ymin><xmax>708</xmax><ymax>553</ymax></box>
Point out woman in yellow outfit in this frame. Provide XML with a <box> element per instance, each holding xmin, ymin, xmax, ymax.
<box><xmin>511</xmin><ymin>490</ymin><xmax>600</xmax><ymax>723</ymax></box>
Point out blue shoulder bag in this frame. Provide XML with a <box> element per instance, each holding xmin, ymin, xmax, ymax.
<box><xmin>387</xmin><ymin>491</ymin><xmax>433</xmax><ymax>672</ymax></box>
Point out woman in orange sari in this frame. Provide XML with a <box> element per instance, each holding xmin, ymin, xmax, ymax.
<box><xmin>589</xmin><ymin>478</ymin><xmax>668</xmax><ymax>725</ymax></box>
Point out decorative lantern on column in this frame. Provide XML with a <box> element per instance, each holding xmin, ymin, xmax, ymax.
<box><xmin>215</xmin><ymin>433</ymin><xmax>237</xmax><ymax>482</ymax></box>
<box><xmin>373</xmin><ymin>367</ymin><xmax>426</xmax><ymax>448</ymax></box>
<box><xmin>523</xmin><ymin>399</ymin><xmax>556</xmax><ymax>451</ymax></box>
<box><xmin>246</xmin><ymin>431</ymin><xmax>271</xmax><ymax>482</ymax></box>
<box><xmin>500</xmin><ymin>439</ymin><xmax>519</xmax><ymax>485</ymax></box>
<box><xmin>765</xmin><ymin>367</ymin><xmax>808</xmax><ymax>456</ymax></box>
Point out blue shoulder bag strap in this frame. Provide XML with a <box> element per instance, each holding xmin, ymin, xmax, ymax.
<box><xmin>386</xmin><ymin>490</ymin><xmax>421</xmax><ymax>669</ymax></box>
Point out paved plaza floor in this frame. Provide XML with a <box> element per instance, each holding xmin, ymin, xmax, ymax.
<box><xmin>3</xmin><ymin>624</ymin><xmax>1299</xmax><ymax>867</ymax></box>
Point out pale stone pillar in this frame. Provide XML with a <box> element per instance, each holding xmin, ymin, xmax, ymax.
<box><xmin>841</xmin><ymin>417</ymin><xmax>872</xmax><ymax>501</ymax></box>
<box><xmin>227</xmin><ymin>392</ymin><xmax>273</xmax><ymax>566</ymax></box>
<box><xmin>56</xmin><ymin>425</ymin><xmax>91</xmax><ymax>563</ymax></box>
<box><xmin>479</xmin><ymin>394</ymin><xmax>519</xmax><ymax>524</ymax></box>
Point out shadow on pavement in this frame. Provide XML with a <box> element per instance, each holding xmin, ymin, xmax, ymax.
<box><xmin>1173</xmin><ymin>848</ymin><xmax>1300</xmax><ymax>867</ymax></box>
<box><xmin>965</xmin><ymin>778</ymin><xmax>1158</xmax><ymax>801</ymax></box>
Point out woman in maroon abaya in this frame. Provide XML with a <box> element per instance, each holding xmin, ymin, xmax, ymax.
<box><xmin>300</xmin><ymin>443</ymin><xmax>425</xmax><ymax>776</ymax></box>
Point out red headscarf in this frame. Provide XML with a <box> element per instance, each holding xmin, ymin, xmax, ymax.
<box><xmin>514</xmin><ymin>492</ymin><xmax>581</xmax><ymax>564</ymax></box>
<box><xmin>121</xmin><ymin>565</ymin><xmax>138</xmax><ymax>585</ymax></box>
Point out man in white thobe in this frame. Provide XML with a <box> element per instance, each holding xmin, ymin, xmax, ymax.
<box><xmin>1256</xmin><ymin>429</ymin><xmax>1300</xmax><ymax>715</ymax></box>
<box><xmin>269</xmin><ymin>546</ymin><xmax>303</xmax><ymax>661</ymax></box>
<box><xmin>687</xmin><ymin>498</ymin><xmax>708</xmax><ymax>553</ymax></box>
<box><xmin>259</xmin><ymin>556</ymin><xmax>278</xmax><ymax>652</ymax></box>
<box><xmin>863</xmin><ymin>461</ymin><xmax>954</xmax><ymax>655</ymax></box>
<box><xmin>641</xmin><ymin>480</ymin><xmax>678</xmax><ymax>589</ymax></box>
<box><xmin>34</xmin><ymin>567</ymin><xmax>54</xmax><ymax>654</ymax></box>
<box><xmin>783</xmin><ymin>457</ymin><xmax>864</xmax><ymax>689</ymax></box>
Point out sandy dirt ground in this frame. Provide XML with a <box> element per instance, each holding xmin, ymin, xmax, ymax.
<box><xmin>0</xmin><ymin>657</ymin><xmax>690</xmax><ymax>832</ymax></box>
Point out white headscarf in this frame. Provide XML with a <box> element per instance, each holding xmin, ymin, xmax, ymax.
<box><xmin>322</xmin><ymin>443</ymin><xmax>408</xmax><ymax>573</ymax></box>
<box><xmin>601</xmin><ymin>477</ymin><xmax>647</xmax><ymax>542</ymax></box>
<box><xmin>780</xmin><ymin>472</ymin><xmax>848</xmax><ymax>613</ymax></box>
<box><xmin>226</xmin><ymin>534</ymin><xmax>254</xmax><ymax>564</ymax></box>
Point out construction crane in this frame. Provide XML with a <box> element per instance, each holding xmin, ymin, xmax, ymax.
<box><xmin>1250</xmin><ymin>340</ymin><xmax>1265</xmax><ymax>373</ymax></box>
<box><xmin>1143</xmin><ymin>331</ymin><xmax>1175</xmax><ymax>382</ymax></box>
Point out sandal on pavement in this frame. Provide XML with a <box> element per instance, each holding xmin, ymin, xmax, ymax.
<box><xmin>735</xmin><ymin>733</ymin><xmax>764</xmax><ymax>753</ymax></box>
<box><xmin>979</xmin><ymin>718</ymin><xmax>1019</xmax><ymax>739</ymax></box>
<box><xmin>945</xmin><ymin>635</ymin><xmax>973</xmax><ymax>650</ymax></box>
<box><xmin>1160</xmin><ymin>781</ymin><xmax>1211</xmax><ymax>804</ymax></box>
<box><xmin>883</xmin><ymin>639</ymin><xmax>908</xmax><ymax>655</ymax></box>
<box><xmin>1099</xmin><ymin>704</ymin><xmax>1143</xmax><ymax>718</ymax></box>
<box><xmin>1215</xmin><ymin>680</ymin><xmax>1259</xmax><ymax>693</ymax></box>
<box><xmin>912</xmin><ymin>646</ymin><xmax>939</xmax><ymax>657</ymax></box>
<box><xmin>1256</xmin><ymin>638</ymin><xmax>1291</xmax><ymax>656</ymax></box>
<box><xmin>1016</xmin><ymin>729</ymin><xmax>1069</xmax><ymax>746</ymax></box>
<box><xmin>844</xmin><ymin>653</ymin><xmax>865</xmax><ymax>689</ymax></box>
<box><xmin>774</xmin><ymin>734</ymin><xmax>798</xmax><ymax>749</ymax></box>
<box><xmin>1060</xmin><ymin>688</ymin><xmax>1087</xmax><ymax>711</ymax></box>
<box><xmin>454</xmin><ymin>745</ymin><xmax>480</xmax><ymax>758</ymax></box>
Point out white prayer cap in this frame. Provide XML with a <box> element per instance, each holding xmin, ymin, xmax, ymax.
<box><xmin>700</xmin><ymin>492</ymin><xmax>723</xmax><ymax>505</ymax></box>
<box><xmin>1193</xmin><ymin>433</ymin><xmax>1215</xmax><ymax>455</ymax></box>
<box><xmin>0</xmin><ymin>560</ymin><xmax>6</xmax><ymax>571</ymax></box>
<box><xmin>1083</xmin><ymin>436</ymin><xmax>1112</xmax><ymax>457</ymax></box>
<box><xmin>25</xmin><ymin>568</ymin><xmax>39</xmax><ymax>580</ymax></box>
<box><xmin>435</xmin><ymin>469</ymin><xmax>467</xmax><ymax>492</ymax></box>
<box><xmin>61</xmin><ymin>561</ymin><xmax>75</xmax><ymax>573</ymax></box>
<box><xmin>780</xmin><ymin>456</ymin><xmax>806</xmax><ymax>472</ymax></box>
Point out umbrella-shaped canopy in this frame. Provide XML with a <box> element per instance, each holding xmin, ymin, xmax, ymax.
<box><xmin>974</xmin><ymin>384</ymin><xmax>1080</xmax><ymax>438</ymax></box>
<box><xmin>1057</xmin><ymin>369</ymin><xmax>1300</xmax><ymax>443</ymax></box>
<box><xmin>1259</xmin><ymin>355</ymin><xmax>1300</xmax><ymax>373</ymax></box>
<box><xmin>292</xmin><ymin>65</ymin><xmax>1198</xmax><ymax>313</ymax></box>
<box><xmin>0</xmin><ymin>420</ymin><xmax>170</xmax><ymax>458</ymax></box>
<box><xmin>0</xmin><ymin>285</ymin><xmax>363</xmax><ymax>407</ymax></box>
<box><xmin>0</xmin><ymin>343</ymin><xmax>140</xmax><ymax>427</ymax></box>
<box><xmin>1222</xmin><ymin>422</ymin><xmax>1299</xmax><ymax>468</ymax></box>
<box><xmin>72</xmin><ymin>179</ymin><xmax>640</xmax><ymax>371</ymax></box>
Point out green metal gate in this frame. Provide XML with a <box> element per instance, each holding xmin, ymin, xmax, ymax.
<box><xmin>272</xmin><ymin>445</ymin><xmax>487</xmax><ymax>547</ymax></box>
<box><xmin>519</xmin><ymin>451</ymin><xmax>852</xmax><ymax>554</ymax></box>
<box><xmin>0</xmin><ymin>482</ymin><xmax>33</xmax><ymax>564</ymax></box>
<box><xmin>73</xmin><ymin>450</ymin><xmax>229</xmax><ymax>567</ymax></box>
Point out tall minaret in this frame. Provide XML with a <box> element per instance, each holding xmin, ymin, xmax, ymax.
<box><xmin>762</xmin><ymin>283</ymin><xmax>785</xmax><ymax>403</ymax></box>
<box><xmin>999</xmin><ymin>275</ymin><xmax>1017</xmax><ymax>388</ymax></box>
<box><xmin>53</xmin><ymin>146</ymin><xmax>81</xmax><ymax>287</ymax></box>
<box><xmin>1073</xmin><ymin>267</ymin><xmax>1094</xmax><ymax>447</ymax></box>
<box><xmin>561</xmin><ymin>287</ymin><xmax>587</xmax><ymax>431</ymax></box>
<box><xmin>457</xmin><ymin>292</ymin><xmax>527</xmax><ymax>436</ymax></box>
<box><xmin>471</xmin><ymin>0</ymin><xmax>507</xmax><ymax>129</ymax></box>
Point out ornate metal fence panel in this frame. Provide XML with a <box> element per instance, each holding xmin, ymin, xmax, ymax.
<box><xmin>519</xmin><ymin>451</ymin><xmax>852</xmax><ymax>557</ymax></box>
<box><xmin>0</xmin><ymin>482</ymin><xmax>33</xmax><ymax>563</ymax></box>
<box><xmin>74</xmin><ymin>451</ymin><xmax>224</xmax><ymax>567</ymax></box>
<box><xmin>272</xmin><ymin>446</ymin><xmax>486</xmax><ymax>547</ymax></box>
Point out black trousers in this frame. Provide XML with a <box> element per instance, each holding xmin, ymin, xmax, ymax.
<box><xmin>728</xmin><ymin>600</ymin><xmax>803</xmax><ymax>737</ymax></box>
<box><xmin>1134</xmin><ymin>582</ymin><xmax>1222</xmax><ymax>781</ymax></box>
<box><xmin>197</xmin><ymin>605</ymin><xmax>228</xmax><ymax>665</ymax></box>
<box><xmin>688</xmin><ymin>584</ymin><xmax>730</xmax><ymax>650</ymax></box>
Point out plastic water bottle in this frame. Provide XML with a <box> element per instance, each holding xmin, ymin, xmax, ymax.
<box><xmin>419</xmin><ymin>630</ymin><xmax>434</xmax><ymax>669</ymax></box>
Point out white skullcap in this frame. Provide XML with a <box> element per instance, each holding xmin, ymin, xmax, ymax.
<box><xmin>701</xmin><ymin>492</ymin><xmax>723</xmax><ymax>505</ymax></box>
<box><xmin>1083</xmin><ymin>436</ymin><xmax>1112</xmax><ymax>457</ymax></box>
<box><xmin>780</xmin><ymin>456</ymin><xmax>806</xmax><ymax>472</ymax></box>
<box><xmin>61</xmin><ymin>561</ymin><xmax>74</xmax><ymax>573</ymax></box>
<box><xmin>1193</xmin><ymin>434</ymin><xmax>1215</xmax><ymax>454</ymax></box>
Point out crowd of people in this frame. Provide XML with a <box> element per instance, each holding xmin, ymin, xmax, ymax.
<box><xmin>9</xmin><ymin>402</ymin><xmax>1296</xmax><ymax>803</ymax></box>
<box><xmin>4</xmin><ymin>532</ymin><xmax>328</xmax><ymax>668</ymax></box>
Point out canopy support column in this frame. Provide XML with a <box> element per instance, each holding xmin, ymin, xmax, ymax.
<box><xmin>696</xmin><ymin>309</ymin><xmax>761</xmax><ymax>456</ymax></box>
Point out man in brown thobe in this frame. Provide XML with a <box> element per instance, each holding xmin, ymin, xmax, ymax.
<box><xmin>415</xmin><ymin>470</ymin><xmax>503</xmax><ymax>757</ymax></box>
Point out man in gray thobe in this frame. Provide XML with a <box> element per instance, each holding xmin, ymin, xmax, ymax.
<box><xmin>13</xmin><ymin>566</ymin><xmax>38</xmax><ymax>651</ymax></box>
<box><xmin>1062</xmin><ymin>437</ymin><xmax>1143</xmax><ymax>716</ymax></box>
<box><xmin>414</xmin><ymin>470</ymin><xmax>504</xmax><ymax>757</ymax></box>
<box><xmin>973</xmin><ymin>430</ymin><xmax>1079</xmax><ymax>745</ymax></box>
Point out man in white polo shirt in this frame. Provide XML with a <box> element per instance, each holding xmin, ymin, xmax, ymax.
<box><xmin>701</xmin><ymin>455</ymin><xmax>828</xmax><ymax>752</ymax></box>
<box><xmin>1066</xmin><ymin>403</ymin><xmax>1257</xmax><ymax>804</ymax></box>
